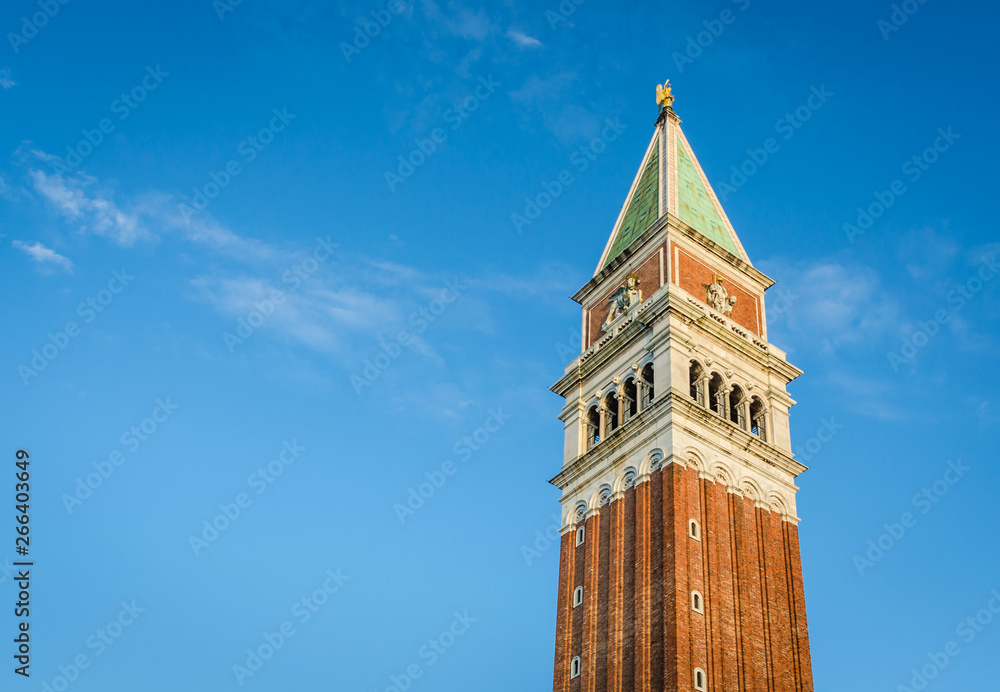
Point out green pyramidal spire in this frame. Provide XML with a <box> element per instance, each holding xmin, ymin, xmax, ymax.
<box><xmin>597</xmin><ymin>94</ymin><xmax>748</xmax><ymax>273</ymax></box>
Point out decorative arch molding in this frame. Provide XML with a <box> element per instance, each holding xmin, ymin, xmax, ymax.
<box><xmin>615</xmin><ymin>467</ymin><xmax>639</xmax><ymax>493</ymax></box>
<box><xmin>768</xmin><ymin>492</ymin><xmax>789</xmax><ymax>516</ymax></box>
<box><xmin>587</xmin><ymin>484</ymin><xmax>613</xmax><ymax>510</ymax></box>
<box><xmin>639</xmin><ymin>448</ymin><xmax>664</xmax><ymax>477</ymax></box>
<box><xmin>682</xmin><ymin>446</ymin><xmax>708</xmax><ymax>474</ymax></box>
<box><xmin>740</xmin><ymin>477</ymin><xmax>764</xmax><ymax>503</ymax></box>
<box><xmin>598</xmin><ymin>485</ymin><xmax>614</xmax><ymax>507</ymax></box>
<box><xmin>711</xmin><ymin>463</ymin><xmax>736</xmax><ymax>489</ymax></box>
<box><xmin>560</xmin><ymin>459</ymin><xmax>800</xmax><ymax>529</ymax></box>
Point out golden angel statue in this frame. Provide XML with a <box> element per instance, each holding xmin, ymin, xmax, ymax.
<box><xmin>656</xmin><ymin>80</ymin><xmax>674</xmax><ymax>110</ymax></box>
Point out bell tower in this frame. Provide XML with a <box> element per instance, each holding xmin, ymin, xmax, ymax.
<box><xmin>549</xmin><ymin>83</ymin><xmax>815</xmax><ymax>691</ymax></box>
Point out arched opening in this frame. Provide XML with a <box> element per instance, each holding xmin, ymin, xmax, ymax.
<box><xmin>622</xmin><ymin>377</ymin><xmax>638</xmax><ymax>423</ymax></box>
<box><xmin>571</xmin><ymin>657</ymin><xmax>582</xmax><ymax>678</ymax></box>
<box><xmin>586</xmin><ymin>406</ymin><xmax>601</xmax><ymax>449</ymax></box>
<box><xmin>576</xmin><ymin>526</ymin><xmax>585</xmax><ymax>546</ymax></box>
<box><xmin>694</xmin><ymin>668</ymin><xmax>706</xmax><ymax>691</ymax></box>
<box><xmin>573</xmin><ymin>586</ymin><xmax>583</xmax><ymax>607</ymax></box>
<box><xmin>640</xmin><ymin>363</ymin><xmax>654</xmax><ymax>409</ymax></box>
<box><xmin>750</xmin><ymin>396</ymin><xmax>767</xmax><ymax>441</ymax></box>
<box><xmin>708</xmin><ymin>373</ymin><xmax>725</xmax><ymax>416</ymax></box>
<box><xmin>691</xmin><ymin>591</ymin><xmax>704</xmax><ymax>613</ymax></box>
<box><xmin>689</xmin><ymin>519</ymin><xmax>701</xmax><ymax>541</ymax></box>
<box><xmin>689</xmin><ymin>361</ymin><xmax>705</xmax><ymax>405</ymax></box>
<box><xmin>729</xmin><ymin>385</ymin><xmax>747</xmax><ymax>429</ymax></box>
<box><xmin>604</xmin><ymin>391</ymin><xmax>619</xmax><ymax>435</ymax></box>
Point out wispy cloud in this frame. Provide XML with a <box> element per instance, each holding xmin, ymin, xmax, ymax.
<box><xmin>505</xmin><ymin>28</ymin><xmax>542</xmax><ymax>49</ymax></box>
<box><xmin>25</xmin><ymin>157</ymin><xmax>274</xmax><ymax>260</ymax></box>
<box><xmin>421</xmin><ymin>2</ymin><xmax>495</xmax><ymax>41</ymax></box>
<box><xmin>0</xmin><ymin>68</ymin><xmax>16</xmax><ymax>89</ymax></box>
<box><xmin>762</xmin><ymin>258</ymin><xmax>898</xmax><ymax>354</ymax></box>
<box><xmin>12</xmin><ymin>240</ymin><xmax>74</xmax><ymax>274</ymax></box>
<box><xmin>510</xmin><ymin>71</ymin><xmax>608</xmax><ymax>143</ymax></box>
<box><xmin>30</xmin><ymin>169</ymin><xmax>146</xmax><ymax>246</ymax></box>
<box><xmin>190</xmin><ymin>258</ymin><xmax>425</xmax><ymax>357</ymax></box>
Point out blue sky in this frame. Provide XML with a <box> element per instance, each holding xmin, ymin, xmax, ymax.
<box><xmin>1</xmin><ymin>0</ymin><xmax>999</xmax><ymax>689</ymax></box>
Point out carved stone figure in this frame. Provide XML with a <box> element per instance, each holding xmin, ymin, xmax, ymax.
<box><xmin>706</xmin><ymin>278</ymin><xmax>737</xmax><ymax>316</ymax></box>
<box><xmin>604</xmin><ymin>274</ymin><xmax>642</xmax><ymax>327</ymax></box>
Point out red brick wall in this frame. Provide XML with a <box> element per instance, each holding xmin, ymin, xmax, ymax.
<box><xmin>552</xmin><ymin>465</ymin><xmax>814</xmax><ymax>691</ymax></box>
<box><xmin>671</xmin><ymin>243</ymin><xmax>762</xmax><ymax>337</ymax></box>
<box><xmin>554</xmin><ymin>531</ymin><xmax>573</xmax><ymax>692</ymax></box>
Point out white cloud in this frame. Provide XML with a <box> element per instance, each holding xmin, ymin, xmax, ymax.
<box><xmin>12</xmin><ymin>240</ymin><xmax>74</xmax><ymax>274</ymax></box>
<box><xmin>505</xmin><ymin>28</ymin><xmax>542</xmax><ymax>49</ymax></box>
<box><xmin>762</xmin><ymin>258</ymin><xmax>898</xmax><ymax>354</ymax></box>
<box><xmin>421</xmin><ymin>1</ymin><xmax>496</xmax><ymax>41</ymax></box>
<box><xmin>0</xmin><ymin>69</ymin><xmax>15</xmax><ymax>89</ymax></box>
<box><xmin>26</xmin><ymin>161</ymin><xmax>274</xmax><ymax>260</ymax></box>
<box><xmin>30</xmin><ymin>170</ymin><xmax>146</xmax><ymax>246</ymax></box>
<box><xmin>509</xmin><ymin>72</ymin><xmax>607</xmax><ymax>143</ymax></box>
<box><xmin>189</xmin><ymin>257</ymin><xmax>414</xmax><ymax>356</ymax></box>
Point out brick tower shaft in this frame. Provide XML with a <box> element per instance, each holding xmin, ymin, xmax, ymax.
<box><xmin>549</xmin><ymin>88</ymin><xmax>814</xmax><ymax>692</ymax></box>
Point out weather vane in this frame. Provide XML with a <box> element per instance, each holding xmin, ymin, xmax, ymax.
<box><xmin>656</xmin><ymin>80</ymin><xmax>674</xmax><ymax>111</ymax></box>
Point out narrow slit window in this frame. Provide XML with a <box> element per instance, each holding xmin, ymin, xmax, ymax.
<box><xmin>689</xmin><ymin>361</ymin><xmax>705</xmax><ymax>405</ymax></box>
<box><xmin>604</xmin><ymin>391</ymin><xmax>619</xmax><ymax>434</ymax></box>
<box><xmin>692</xmin><ymin>590</ymin><xmax>704</xmax><ymax>613</ymax></box>
<box><xmin>586</xmin><ymin>406</ymin><xmax>601</xmax><ymax>449</ymax></box>
<box><xmin>571</xmin><ymin>657</ymin><xmax>581</xmax><ymax>678</ymax></box>
<box><xmin>576</xmin><ymin>526</ymin><xmax>585</xmax><ymax>546</ymax></box>
<box><xmin>750</xmin><ymin>396</ymin><xmax>767</xmax><ymax>442</ymax></box>
<box><xmin>689</xmin><ymin>519</ymin><xmax>701</xmax><ymax>541</ymax></box>
<box><xmin>640</xmin><ymin>363</ymin><xmax>655</xmax><ymax>409</ymax></box>
<box><xmin>694</xmin><ymin>668</ymin><xmax>706</xmax><ymax>691</ymax></box>
<box><xmin>573</xmin><ymin>586</ymin><xmax>583</xmax><ymax>607</ymax></box>
<box><xmin>729</xmin><ymin>385</ymin><xmax>746</xmax><ymax>429</ymax></box>
<box><xmin>622</xmin><ymin>377</ymin><xmax>638</xmax><ymax>423</ymax></box>
<box><xmin>708</xmin><ymin>373</ymin><xmax>725</xmax><ymax>417</ymax></box>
